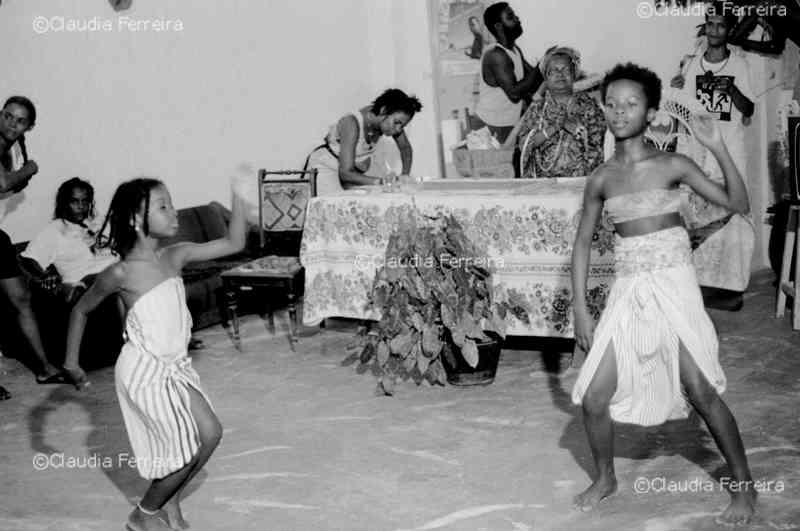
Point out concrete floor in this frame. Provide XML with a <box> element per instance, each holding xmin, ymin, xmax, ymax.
<box><xmin>1</xmin><ymin>269</ymin><xmax>799</xmax><ymax>531</ymax></box>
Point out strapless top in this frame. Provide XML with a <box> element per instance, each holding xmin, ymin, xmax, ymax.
<box><xmin>605</xmin><ymin>188</ymin><xmax>682</xmax><ymax>225</ymax></box>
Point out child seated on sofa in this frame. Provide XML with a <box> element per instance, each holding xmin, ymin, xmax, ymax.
<box><xmin>21</xmin><ymin>177</ymin><xmax>117</xmax><ymax>303</ymax></box>
<box><xmin>16</xmin><ymin>177</ymin><xmax>124</xmax><ymax>368</ymax></box>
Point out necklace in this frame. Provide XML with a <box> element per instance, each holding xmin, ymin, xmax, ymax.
<box><xmin>700</xmin><ymin>51</ymin><xmax>730</xmax><ymax>76</ymax></box>
<box><xmin>533</xmin><ymin>93</ymin><xmax>589</xmax><ymax>176</ymax></box>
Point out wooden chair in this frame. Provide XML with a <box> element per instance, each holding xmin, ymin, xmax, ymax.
<box><xmin>776</xmin><ymin>203</ymin><xmax>800</xmax><ymax>330</ymax></box>
<box><xmin>220</xmin><ymin>169</ymin><xmax>317</xmax><ymax>349</ymax></box>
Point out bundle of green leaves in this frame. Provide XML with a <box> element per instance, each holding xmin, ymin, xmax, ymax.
<box><xmin>343</xmin><ymin>210</ymin><xmax>529</xmax><ymax>395</ymax></box>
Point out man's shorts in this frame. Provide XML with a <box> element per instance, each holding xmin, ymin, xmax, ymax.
<box><xmin>0</xmin><ymin>229</ymin><xmax>23</xmax><ymax>279</ymax></box>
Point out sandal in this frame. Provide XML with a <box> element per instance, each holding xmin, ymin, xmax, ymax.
<box><xmin>36</xmin><ymin>371</ymin><xmax>68</xmax><ymax>385</ymax></box>
<box><xmin>0</xmin><ymin>385</ymin><xmax>10</xmax><ymax>401</ymax></box>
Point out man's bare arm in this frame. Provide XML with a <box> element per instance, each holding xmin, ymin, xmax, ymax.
<box><xmin>484</xmin><ymin>48</ymin><xmax>543</xmax><ymax>103</ymax></box>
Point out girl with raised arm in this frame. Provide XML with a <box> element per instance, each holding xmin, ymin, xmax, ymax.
<box><xmin>570</xmin><ymin>63</ymin><xmax>755</xmax><ymax>525</ymax></box>
<box><xmin>64</xmin><ymin>178</ymin><xmax>247</xmax><ymax>531</ymax></box>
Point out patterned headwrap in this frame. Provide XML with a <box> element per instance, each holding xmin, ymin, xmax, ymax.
<box><xmin>540</xmin><ymin>46</ymin><xmax>581</xmax><ymax>78</ymax></box>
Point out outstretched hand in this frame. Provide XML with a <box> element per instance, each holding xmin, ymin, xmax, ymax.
<box><xmin>690</xmin><ymin>114</ymin><xmax>723</xmax><ymax>151</ymax></box>
<box><xmin>670</xmin><ymin>74</ymin><xmax>685</xmax><ymax>89</ymax></box>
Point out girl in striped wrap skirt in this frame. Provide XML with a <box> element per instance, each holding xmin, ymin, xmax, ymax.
<box><xmin>570</xmin><ymin>63</ymin><xmax>755</xmax><ymax>525</ymax></box>
<box><xmin>64</xmin><ymin>178</ymin><xmax>248</xmax><ymax>531</ymax></box>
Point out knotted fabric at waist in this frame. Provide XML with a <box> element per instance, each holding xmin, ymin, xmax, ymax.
<box><xmin>614</xmin><ymin>226</ymin><xmax>692</xmax><ymax>277</ymax></box>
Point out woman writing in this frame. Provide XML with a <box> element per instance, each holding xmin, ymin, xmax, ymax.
<box><xmin>306</xmin><ymin>89</ymin><xmax>422</xmax><ymax>195</ymax></box>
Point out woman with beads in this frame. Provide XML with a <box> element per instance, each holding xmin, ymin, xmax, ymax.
<box><xmin>516</xmin><ymin>47</ymin><xmax>605</xmax><ymax>179</ymax></box>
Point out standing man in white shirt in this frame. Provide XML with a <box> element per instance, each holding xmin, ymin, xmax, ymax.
<box><xmin>475</xmin><ymin>2</ymin><xmax>545</xmax><ymax>144</ymax></box>
<box><xmin>670</xmin><ymin>2</ymin><xmax>756</xmax><ymax>310</ymax></box>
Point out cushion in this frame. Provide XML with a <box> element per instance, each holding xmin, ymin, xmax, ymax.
<box><xmin>223</xmin><ymin>255</ymin><xmax>302</xmax><ymax>276</ymax></box>
<box><xmin>196</xmin><ymin>201</ymin><xmax>230</xmax><ymax>241</ymax></box>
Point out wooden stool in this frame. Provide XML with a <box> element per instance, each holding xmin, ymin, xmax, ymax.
<box><xmin>776</xmin><ymin>204</ymin><xmax>800</xmax><ymax>330</ymax></box>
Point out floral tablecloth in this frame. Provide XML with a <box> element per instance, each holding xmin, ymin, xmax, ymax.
<box><xmin>299</xmin><ymin>179</ymin><xmax>615</xmax><ymax>337</ymax></box>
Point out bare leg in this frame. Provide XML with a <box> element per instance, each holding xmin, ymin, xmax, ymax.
<box><xmin>0</xmin><ymin>276</ymin><xmax>59</xmax><ymax>379</ymax></box>
<box><xmin>574</xmin><ymin>341</ymin><xmax>619</xmax><ymax>511</ymax></box>
<box><xmin>678</xmin><ymin>344</ymin><xmax>756</xmax><ymax>525</ymax></box>
<box><xmin>125</xmin><ymin>506</ymin><xmax>172</xmax><ymax>531</ymax></box>
<box><xmin>134</xmin><ymin>386</ymin><xmax>222</xmax><ymax>530</ymax></box>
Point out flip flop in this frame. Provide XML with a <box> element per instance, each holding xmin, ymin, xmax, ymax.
<box><xmin>0</xmin><ymin>385</ymin><xmax>10</xmax><ymax>401</ymax></box>
<box><xmin>36</xmin><ymin>372</ymin><xmax>68</xmax><ymax>385</ymax></box>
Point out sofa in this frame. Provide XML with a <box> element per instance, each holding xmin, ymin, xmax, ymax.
<box><xmin>160</xmin><ymin>201</ymin><xmax>264</xmax><ymax>330</ymax></box>
<box><xmin>0</xmin><ymin>249</ymin><xmax>124</xmax><ymax>371</ymax></box>
<box><xmin>0</xmin><ymin>201</ymin><xmax>274</xmax><ymax>370</ymax></box>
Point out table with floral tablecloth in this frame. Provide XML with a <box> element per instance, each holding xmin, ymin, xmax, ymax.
<box><xmin>299</xmin><ymin>179</ymin><xmax>615</xmax><ymax>337</ymax></box>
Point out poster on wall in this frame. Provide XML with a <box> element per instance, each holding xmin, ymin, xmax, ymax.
<box><xmin>434</xmin><ymin>0</ymin><xmax>494</xmax><ymax>175</ymax></box>
<box><xmin>437</xmin><ymin>0</ymin><xmax>493</xmax><ymax>77</ymax></box>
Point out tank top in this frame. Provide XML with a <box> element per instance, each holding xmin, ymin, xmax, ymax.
<box><xmin>325</xmin><ymin>109</ymin><xmax>377</xmax><ymax>163</ymax></box>
<box><xmin>475</xmin><ymin>43</ymin><xmax>524</xmax><ymax>127</ymax></box>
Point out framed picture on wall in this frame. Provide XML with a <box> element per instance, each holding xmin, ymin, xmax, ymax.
<box><xmin>431</xmin><ymin>0</ymin><xmax>494</xmax><ymax>178</ymax></box>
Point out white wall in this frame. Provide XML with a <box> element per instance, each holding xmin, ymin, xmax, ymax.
<box><xmin>0</xmin><ymin>0</ymin><xmax>772</xmax><ymax>269</ymax></box>
<box><xmin>512</xmin><ymin>0</ymin><xmax>703</xmax><ymax>84</ymax></box>
<box><xmin>1</xmin><ymin>0</ymin><xmax>379</xmax><ymax>240</ymax></box>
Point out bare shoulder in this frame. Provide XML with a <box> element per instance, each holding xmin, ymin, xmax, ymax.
<box><xmin>585</xmin><ymin>163</ymin><xmax>613</xmax><ymax>197</ymax></box>
<box><xmin>659</xmin><ymin>151</ymin><xmax>698</xmax><ymax>180</ymax></box>
<box><xmin>159</xmin><ymin>242</ymin><xmax>196</xmax><ymax>273</ymax></box>
<box><xmin>338</xmin><ymin>114</ymin><xmax>359</xmax><ymax>130</ymax></box>
<box><xmin>95</xmin><ymin>260</ymin><xmax>128</xmax><ymax>290</ymax></box>
<box><xmin>663</xmin><ymin>151</ymin><xmax>696</xmax><ymax>169</ymax></box>
<box><xmin>484</xmin><ymin>46</ymin><xmax>510</xmax><ymax>66</ymax></box>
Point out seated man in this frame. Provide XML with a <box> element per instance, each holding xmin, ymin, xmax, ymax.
<box><xmin>21</xmin><ymin>177</ymin><xmax>118</xmax><ymax>303</ymax></box>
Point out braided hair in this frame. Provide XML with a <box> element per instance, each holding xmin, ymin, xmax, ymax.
<box><xmin>95</xmin><ymin>178</ymin><xmax>163</xmax><ymax>257</ymax></box>
<box><xmin>54</xmin><ymin>177</ymin><xmax>96</xmax><ymax>222</ymax></box>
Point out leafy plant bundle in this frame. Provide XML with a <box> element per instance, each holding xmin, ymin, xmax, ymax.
<box><xmin>343</xmin><ymin>210</ymin><xmax>529</xmax><ymax>395</ymax></box>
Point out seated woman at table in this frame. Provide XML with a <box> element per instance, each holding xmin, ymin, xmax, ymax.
<box><xmin>305</xmin><ymin>89</ymin><xmax>422</xmax><ymax>196</ymax></box>
<box><xmin>516</xmin><ymin>47</ymin><xmax>605</xmax><ymax>179</ymax></box>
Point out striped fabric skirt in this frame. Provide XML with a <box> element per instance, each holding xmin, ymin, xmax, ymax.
<box><xmin>571</xmin><ymin>227</ymin><xmax>726</xmax><ymax>426</ymax></box>
<box><xmin>115</xmin><ymin>345</ymin><xmax>211</xmax><ymax>479</ymax></box>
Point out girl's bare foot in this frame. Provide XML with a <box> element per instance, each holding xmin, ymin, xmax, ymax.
<box><xmin>163</xmin><ymin>497</ymin><xmax>190</xmax><ymax>530</ymax></box>
<box><xmin>126</xmin><ymin>506</ymin><xmax>172</xmax><ymax>531</ymax></box>
<box><xmin>715</xmin><ymin>490</ymin><xmax>757</xmax><ymax>526</ymax></box>
<box><xmin>573</xmin><ymin>475</ymin><xmax>617</xmax><ymax>512</ymax></box>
